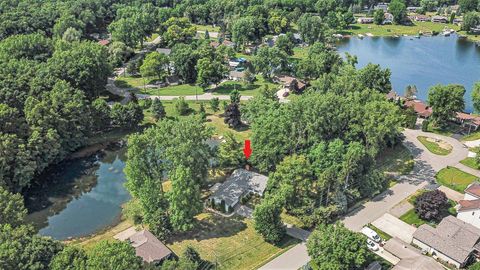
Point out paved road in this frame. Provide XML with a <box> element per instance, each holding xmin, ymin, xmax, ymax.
<box><xmin>258</xmin><ymin>128</ymin><xmax>474</xmax><ymax>269</ymax></box>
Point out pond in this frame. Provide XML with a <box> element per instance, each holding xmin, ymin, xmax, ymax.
<box><xmin>337</xmin><ymin>35</ymin><xmax>480</xmax><ymax>112</ymax></box>
<box><xmin>25</xmin><ymin>143</ymin><xmax>130</xmax><ymax>240</ymax></box>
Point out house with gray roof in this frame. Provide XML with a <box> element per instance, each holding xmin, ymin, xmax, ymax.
<box><xmin>115</xmin><ymin>228</ymin><xmax>173</xmax><ymax>264</ymax></box>
<box><xmin>412</xmin><ymin>215</ymin><xmax>480</xmax><ymax>268</ymax></box>
<box><xmin>208</xmin><ymin>169</ymin><xmax>268</xmax><ymax>213</ymax></box>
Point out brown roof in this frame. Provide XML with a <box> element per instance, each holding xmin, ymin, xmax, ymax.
<box><xmin>98</xmin><ymin>39</ymin><xmax>110</xmax><ymax>46</ymax></box>
<box><xmin>129</xmin><ymin>230</ymin><xmax>172</xmax><ymax>263</ymax></box>
<box><xmin>456</xmin><ymin>112</ymin><xmax>480</xmax><ymax>126</ymax></box>
<box><xmin>277</xmin><ymin>76</ymin><xmax>307</xmax><ymax>90</ymax></box>
<box><xmin>466</xmin><ymin>182</ymin><xmax>480</xmax><ymax>198</ymax></box>
<box><xmin>412</xmin><ymin>216</ymin><xmax>480</xmax><ymax>264</ymax></box>
<box><xmin>459</xmin><ymin>199</ymin><xmax>480</xmax><ymax>212</ymax></box>
<box><xmin>404</xmin><ymin>100</ymin><xmax>432</xmax><ymax>117</ymax></box>
<box><xmin>386</xmin><ymin>90</ymin><xmax>399</xmax><ymax>100</ymax></box>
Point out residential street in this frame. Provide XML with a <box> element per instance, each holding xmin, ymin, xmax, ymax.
<box><xmin>259</xmin><ymin>127</ymin><xmax>476</xmax><ymax>269</ymax></box>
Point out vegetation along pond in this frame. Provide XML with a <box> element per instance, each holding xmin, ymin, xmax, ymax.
<box><xmin>24</xmin><ymin>143</ymin><xmax>130</xmax><ymax>240</ymax></box>
<box><xmin>337</xmin><ymin>35</ymin><xmax>480</xmax><ymax>112</ymax></box>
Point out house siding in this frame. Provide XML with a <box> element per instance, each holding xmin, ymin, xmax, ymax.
<box><xmin>458</xmin><ymin>209</ymin><xmax>480</xmax><ymax>229</ymax></box>
<box><xmin>412</xmin><ymin>238</ymin><xmax>463</xmax><ymax>268</ymax></box>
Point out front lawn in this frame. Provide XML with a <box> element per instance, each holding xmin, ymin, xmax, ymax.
<box><xmin>417</xmin><ymin>136</ymin><xmax>452</xmax><ymax>155</ymax></box>
<box><xmin>212</xmin><ymin>76</ymin><xmax>279</xmax><ymax>97</ymax></box>
<box><xmin>436</xmin><ymin>166</ymin><xmax>479</xmax><ymax>193</ymax></box>
<box><xmin>462</xmin><ymin>131</ymin><xmax>480</xmax><ymax>141</ymax></box>
<box><xmin>141</xmin><ymin>84</ymin><xmax>204</xmax><ymax>96</ymax></box>
<box><xmin>339</xmin><ymin>21</ymin><xmax>460</xmax><ymax>37</ymax></box>
<box><xmin>460</xmin><ymin>157</ymin><xmax>480</xmax><ymax>170</ymax></box>
<box><xmin>114</xmin><ymin>76</ymin><xmax>157</xmax><ymax>89</ymax></box>
<box><xmin>167</xmin><ymin>213</ymin><xmax>299</xmax><ymax>270</ymax></box>
<box><xmin>375</xmin><ymin>144</ymin><xmax>414</xmax><ymax>175</ymax></box>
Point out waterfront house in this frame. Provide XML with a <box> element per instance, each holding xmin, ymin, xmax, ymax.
<box><xmin>357</xmin><ymin>17</ymin><xmax>374</xmax><ymax>24</ymax></box>
<box><xmin>412</xmin><ymin>216</ymin><xmax>480</xmax><ymax>268</ymax></box>
<box><xmin>407</xmin><ymin>6</ymin><xmax>421</xmax><ymax>12</ymax></box>
<box><xmin>384</xmin><ymin>13</ymin><xmax>394</xmax><ymax>24</ymax></box>
<box><xmin>208</xmin><ymin>169</ymin><xmax>268</xmax><ymax>213</ymax></box>
<box><xmin>374</xmin><ymin>2</ymin><xmax>389</xmax><ymax>12</ymax></box>
<box><xmin>275</xmin><ymin>75</ymin><xmax>307</xmax><ymax>92</ymax></box>
<box><xmin>404</xmin><ymin>100</ymin><xmax>432</xmax><ymax>118</ymax></box>
<box><xmin>229</xmin><ymin>71</ymin><xmax>246</xmax><ymax>81</ymax></box>
<box><xmin>458</xmin><ymin>183</ymin><xmax>480</xmax><ymax>229</ymax></box>
<box><xmin>431</xmin><ymin>16</ymin><xmax>448</xmax><ymax>23</ymax></box>
<box><xmin>115</xmin><ymin>228</ymin><xmax>174</xmax><ymax>264</ymax></box>
<box><xmin>411</xmin><ymin>15</ymin><xmax>431</xmax><ymax>22</ymax></box>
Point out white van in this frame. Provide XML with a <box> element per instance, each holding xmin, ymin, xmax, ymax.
<box><xmin>361</xmin><ymin>227</ymin><xmax>381</xmax><ymax>243</ymax></box>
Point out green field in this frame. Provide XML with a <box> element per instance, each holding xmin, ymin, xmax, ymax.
<box><xmin>114</xmin><ymin>76</ymin><xmax>156</xmax><ymax>89</ymax></box>
<box><xmin>417</xmin><ymin>136</ymin><xmax>452</xmax><ymax>155</ymax></box>
<box><xmin>339</xmin><ymin>22</ymin><xmax>460</xmax><ymax>37</ymax></box>
<box><xmin>167</xmin><ymin>213</ymin><xmax>299</xmax><ymax>270</ymax></box>
<box><xmin>141</xmin><ymin>84</ymin><xmax>204</xmax><ymax>96</ymax></box>
<box><xmin>212</xmin><ymin>76</ymin><xmax>279</xmax><ymax>97</ymax></box>
<box><xmin>460</xmin><ymin>157</ymin><xmax>480</xmax><ymax>170</ymax></box>
<box><xmin>436</xmin><ymin>166</ymin><xmax>479</xmax><ymax>193</ymax></box>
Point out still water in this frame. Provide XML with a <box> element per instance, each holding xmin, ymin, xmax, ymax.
<box><xmin>337</xmin><ymin>35</ymin><xmax>480</xmax><ymax>112</ymax></box>
<box><xmin>25</xmin><ymin>144</ymin><xmax>130</xmax><ymax>240</ymax></box>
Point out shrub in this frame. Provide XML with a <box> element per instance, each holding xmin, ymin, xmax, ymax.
<box><xmin>421</xmin><ymin>119</ymin><xmax>429</xmax><ymax>132</ymax></box>
<box><xmin>174</xmin><ymin>97</ymin><xmax>190</xmax><ymax>115</ymax></box>
<box><xmin>414</xmin><ymin>190</ymin><xmax>448</xmax><ymax>221</ymax></box>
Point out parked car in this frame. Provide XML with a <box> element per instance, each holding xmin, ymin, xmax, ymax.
<box><xmin>361</xmin><ymin>227</ymin><xmax>381</xmax><ymax>243</ymax></box>
<box><xmin>367</xmin><ymin>239</ymin><xmax>379</xmax><ymax>251</ymax></box>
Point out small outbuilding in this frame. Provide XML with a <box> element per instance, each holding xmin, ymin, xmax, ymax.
<box><xmin>115</xmin><ymin>229</ymin><xmax>174</xmax><ymax>264</ymax></box>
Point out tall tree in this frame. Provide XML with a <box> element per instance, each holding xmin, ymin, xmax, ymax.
<box><xmin>472</xmin><ymin>82</ymin><xmax>480</xmax><ymax>113</ymax></box>
<box><xmin>86</xmin><ymin>241</ymin><xmax>142</xmax><ymax>270</ymax></box>
<box><xmin>0</xmin><ymin>186</ymin><xmax>27</xmax><ymax>227</ymax></box>
<box><xmin>389</xmin><ymin>0</ymin><xmax>408</xmax><ymax>24</ymax></box>
<box><xmin>307</xmin><ymin>222</ymin><xmax>372</xmax><ymax>270</ymax></box>
<box><xmin>151</xmin><ymin>98</ymin><xmax>166</xmax><ymax>120</ymax></box>
<box><xmin>253</xmin><ymin>198</ymin><xmax>286</xmax><ymax>244</ymax></box>
<box><xmin>252</xmin><ymin>47</ymin><xmax>288</xmax><ymax>79</ymax></box>
<box><xmin>140</xmin><ymin>52</ymin><xmax>169</xmax><ymax>81</ymax></box>
<box><xmin>49</xmin><ymin>246</ymin><xmax>87</xmax><ymax>270</ymax></box>
<box><xmin>428</xmin><ymin>84</ymin><xmax>465</xmax><ymax>128</ymax></box>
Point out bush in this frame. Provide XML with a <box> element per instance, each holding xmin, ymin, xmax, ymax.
<box><xmin>414</xmin><ymin>190</ymin><xmax>448</xmax><ymax>221</ymax></box>
<box><xmin>421</xmin><ymin>119</ymin><xmax>429</xmax><ymax>132</ymax></box>
<box><xmin>174</xmin><ymin>97</ymin><xmax>190</xmax><ymax>116</ymax></box>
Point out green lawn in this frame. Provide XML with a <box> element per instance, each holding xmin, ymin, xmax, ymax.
<box><xmin>426</xmin><ymin>122</ymin><xmax>461</xmax><ymax>137</ymax></box>
<box><xmin>460</xmin><ymin>157</ymin><xmax>480</xmax><ymax>170</ymax></box>
<box><xmin>339</xmin><ymin>21</ymin><xmax>460</xmax><ymax>37</ymax></box>
<box><xmin>141</xmin><ymin>84</ymin><xmax>204</xmax><ymax>96</ymax></box>
<box><xmin>417</xmin><ymin>136</ymin><xmax>452</xmax><ymax>156</ymax></box>
<box><xmin>400</xmin><ymin>199</ymin><xmax>457</xmax><ymax>227</ymax></box>
<box><xmin>114</xmin><ymin>76</ymin><xmax>157</xmax><ymax>89</ymax></box>
<box><xmin>375</xmin><ymin>144</ymin><xmax>414</xmax><ymax>175</ymax></box>
<box><xmin>462</xmin><ymin>131</ymin><xmax>480</xmax><ymax>141</ymax></box>
<box><xmin>212</xmin><ymin>76</ymin><xmax>279</xmax><ymax>97</ymax></box>
<box><xmin>436</xmin><ymin>166</ymin><xmax>479</xmax><ymax>193</ymax></box>
<box><xmin>146</xmin><ymin>33</ymin><xmax>159</xmax><ymax>42</ymax></box>
<box><xmin>167</xmin><ymin>213</ymin><xmax>299</xmax><ymax>270</ymax></box>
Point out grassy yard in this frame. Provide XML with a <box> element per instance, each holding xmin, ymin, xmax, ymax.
<box><xmin>70</xmin><ymin>219</ymin><xmax>134</xmax><ymax>250</ymax></box>
<box><xmin>339</xmin><ymin>22</ymin><xmax>460</xmax><ymax>37</ymax></box>
<box><xmin>167</xmin><ymin>213</ymin><xmax>299</xmax><ymax>270</ymax></box>
<box><xmin>399</xmin><ymin>199</ymin><xmax>457</xmax><ymax>227</ymax></box>
<box><xmin>460</xmin><ymin>157</ymin><xmax>480</xmax><ymax>170</ymax></box>
<box><xmin>462</xmin><ymin>131</ymin><xmax>480</xmax><ymax>141</ymax></box>
<box><xmin>194</xmin><ymin>24</ymin><xmax>221</xmax><ymax>32</ymax></box>
<box><xmin>281</xmin><ymin>211</ymin><xmax>306</xmax><ymax>229</ymax></box>
<box><xmin>417</xmin><ymin>136</ymin><xmax>452</xmax><ymax>155</ymax></box>
<box><xmin>375</xmin><ymin>144</ymin><xmax>414</xmax><ymax>175</ymax></box>
<box><xmin>141</xmin><ymin>84</ymin><xmax>205</xmax><ymax>96</ymax></box>
<box><xmin>436</xmin><ymin>166</ymin><xmax>479</xmax><ymax>193</ymax></box>
<box><xmin>426</xmin><ymin>122</ymin><xmax>461</xmax><ymax>137</ymax></box>
<box><xmin>212</xmin><ymin>76</ymin><xmax>279</xmax><ymax>97</ymax></box>
<box><xmin>114</xmin><ymin>76</ymin><xmax>157</xmax><ymax>89</ymax></box>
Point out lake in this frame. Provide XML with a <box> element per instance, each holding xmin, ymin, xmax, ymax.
<box><xmin>25</xmin><ymin>143</ymin><xmax>130</xmax><ymax>240</ymax></box>
<box><xmin>337</xmin><ymin>35</ymin><xmax>480</xmax><ymax>112</ymax></box>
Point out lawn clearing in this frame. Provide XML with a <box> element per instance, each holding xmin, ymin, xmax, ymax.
<box><xmin>167</xmin><ymin>213</ymin><xmax>299</xmax><ymax>270</ymax></box>
<box><xmin>460</xmin><ymin>157</ymin><xmax>480</xmax><ymax>170</ymax></box>
<box><xmin>212</xmin><ymin>76</ymin><xmax>279</xmax><ymax>97</ymax></box>
<box><xmin>436</xmin><ymin>166</ymin><xmax>479</xmax><ymax>193</ymax></box>
<box><xmin>376</xmin><ymin>144</ymin><xmax>414</xmax><ymax>175</ymax></box>
<box><xmin>141</xmin><ymin>84</ymin><xmax>204</xmax><ymax>96</ymax></box>
<box><xmin>417</xmin><ymin>136</ymin><xmax>452</xmax><ymax>155</ymax></box>
<box><xmin>69</xmin><ymin>219</ymin><xmax>134</xmax><ymax>250</ymax></box>
<box><xmin>114</xmin><ymin>76</ymin><xmax>157</xmax><ymax>89</ymax></box>
<box><xmin>399</xmin><ymin>208</ymin><xmax>428</xmax><ymax>227</ymax></box>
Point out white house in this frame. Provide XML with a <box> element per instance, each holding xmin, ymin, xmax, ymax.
<box><xmin>208</xmin><ymin>169</ymin><xmax>268</xmax><ymax>213</ymax></box>
<box><xmin>457</xmin><ymin>182</ymin><xmax>480</xmax><ymax>228</ymax></box>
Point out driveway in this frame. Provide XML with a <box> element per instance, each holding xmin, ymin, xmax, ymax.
<box><xmin>258</xmin><ymin>243</ymin><xmax>309</xmax><ymax>270</ymax></box>
<box><xmin>371</xmin><ymin>213</ymin><xmax>416</xmax><ymax>243</ymax></box>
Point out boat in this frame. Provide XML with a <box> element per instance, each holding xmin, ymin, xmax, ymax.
<box><xmin>415</xmin><ymin>35</ymin><xmax>421</xmax><ymax>38</ymax></box>
<box><xmin>358</xmin><ymin>34</ymin><xmax>364</xmax><ymax>39</ymax></box>
<box><xmin>442</xmin><ymin>31</ymin><xmax>450</xmax><ymax>36</ymax></box>
<box><xmin>366</xmin><ymin>33</ymin><xmax>374</xmax><ymax>37</ymax></box>
<box><xmin>393</xmin><ymin>35</ymin><xmax>400</xmax><ymax>38</ymax></box>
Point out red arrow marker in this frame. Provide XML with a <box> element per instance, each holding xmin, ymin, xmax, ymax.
<box><xmin>243</xmin><ymin>140</ymin><xmax>252</xmax><ymax>160</ymax></box>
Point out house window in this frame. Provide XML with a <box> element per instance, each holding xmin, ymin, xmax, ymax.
<box><xmin>473</xmin><ymin>212</ymin><xmax>475</xmax><ymax>216</ymax></box>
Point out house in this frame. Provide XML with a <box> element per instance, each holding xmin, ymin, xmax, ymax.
<box><xmin>407</xmin><ymin>6</ymin><xmax>421</xmax><ymax>12</ymax></box>
<box><xmin>411</xmin><ymin>15</ymin><xmax>431</xmax><ymax>22</ymax></box>
<box><xmin>166</xmin><ymin>75</ymin><xmax>180</xmax><ymax>85</ymax></box>
<box><xmin>382</xmin><ymin>238</ymin><xmax>443</xmax><ymax>270</ymax></box>
<box><xmin>229</xmin><ymin>71</ymin><xmax>246</xmax><ymax>81</ymax></box>
<box><xmin>208</xmin><ymin>169</ymin><xmax>268</xmax><ymax>213</ymax></box>
<box><xmin>404</xmin><ymin>100</ymin><xmax>432</xmax><ymax>118</ymax></box>
<box><xmin>457</xmin><ymin>182</ymin><xmax>480</xmax><ymax>228</ymax></box>
<box><xmin>374</xmin><ymin>2</ymin><xmax>389</xmax><ymax>12</ymax></box>
<box><xmin>115</xmin><ymin>228</ymin><xmax>173</xmax><ymax>264</ymax></box>
<box><xmin>412</xmin><ymin>216</ymin><xmax>480</xmax><ymax>268</ymax></box>
<box><xmin>453</xmin><ymin>18</ymin><xmax>463</xmax><ymax>25</ymax></box>
<box><xmin>386</xmin><ymin>90</ymin><xmax>400</xmax><ymax>101</ymax></box>
<box><xmin>384</xmin><ymin>13</ymin><xmax>394</xmax><ymax>24</ymax></box>
<box><xmin>357</xmin><ymin>17</ymin><xmax>374</xmax><ymax>24</ymax></box>
<box><xmin>98</xmin><ymin>39</ymin><xmax>110</xmax><ymax>46</ymax></box>
<box><xmin>275</xmin><ymin>75</ymin><xmax>307</xmax><ymax>92</ymax></box>
<box><xmin>156</xmin><ymin>48</ymin><xmax>172</xmax><ymax>56</ymax></box>
<box><xmin>431</xmin><ymin>16</ymin><xmax>448</xmax><ymax>23</ymax></box>
<box><xmin>455</xmin><ymin>112</ymin><xmax>480</xmax><ymax>132</ymax></box>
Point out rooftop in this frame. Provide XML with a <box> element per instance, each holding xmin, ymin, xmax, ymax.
<box><xmin>465</xmin><ymin>182</ymin><xmax>480</xmax><ymax>198</ymax></box>
<box><xmin>458</xmin><ymin>199</ymin><xmax>480</xmax><ymax>211</ymax></box>
<box><xmin>129</xmin><ymin>230</ymin><xmax>173</xmax><ymax>263</ymax></box>
<box><xmin>210</xmin><ymin>169</ymin><xmax>268</xmax><ymax>206</ymax></box>
<box><xmin>413</xmin><ymin>216</ymin><xmax>480</xmax><ymax>263</ymax></box>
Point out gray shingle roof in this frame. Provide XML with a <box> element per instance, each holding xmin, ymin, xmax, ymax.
<box><xmin>129</xmin><ymin>230</ymin><xmax>172</xmax><ymax>263</ymax></box>
<box><xmin>412</xmin><ymin>216</ymin><xmax>480</xmax><ymax>264</ymax></box>
<box><xmin>210</xmin><ymin>169</ymin><xmax>268</xmax><ymax>207</ymax></box>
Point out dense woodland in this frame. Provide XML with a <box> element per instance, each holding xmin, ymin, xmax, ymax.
<box><xmin>0</xmin><ymin>0</ymin><xmax>477</xmax><ymax>269</ymax></box>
